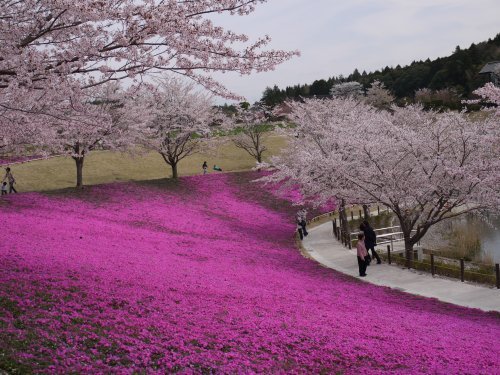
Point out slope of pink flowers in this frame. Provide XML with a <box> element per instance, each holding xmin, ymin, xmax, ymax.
<box><xmin>0</xmin><ymin>172</ymin><xmax>499</xmax><ymax>373</ymax></box>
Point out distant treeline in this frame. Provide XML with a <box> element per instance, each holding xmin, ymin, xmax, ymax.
<box><xmin>261</xmin><ymin>33</ymin><xmax>500</xmax><ymax>107</ymax></box>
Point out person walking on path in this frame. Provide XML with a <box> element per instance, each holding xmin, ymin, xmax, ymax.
<box><xmin>361</xmin><ymin>220</ymin><xmax>381</xmax><ymax>264</ymax></box>
<box><xmin>2</xmin><ymin>167</ymin><xmax>17</xmax><ymax>194</ymax></box>
<box><xmin>298</xmin><ymin>210</ymin><xmax>308</xmax><ymax>237</ymax></box>
<box><xmin>296</xmin><ymin>218</ymin><xmax>304</xmax><ymax>240</ymax></box>
<box><xmin>356</xmin><ymin>233</ymin><xmax>368</xmax><ymax>277</ymax></box>
<box><xmin>202</xmin><ymin>161</ymin><xmax>208</xmax><ymax>175</ymax></box>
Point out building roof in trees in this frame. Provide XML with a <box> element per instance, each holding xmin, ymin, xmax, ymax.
<box><xmin>479</xmin><ymin>61</ymin><xmax>500</xmax><ymax>75</ymax></box>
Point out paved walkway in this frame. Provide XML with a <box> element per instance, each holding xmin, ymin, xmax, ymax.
<box><xmin>302</xmin><ymin>220</ymin><xmax>500</xmax><ymax>312</ymax></box>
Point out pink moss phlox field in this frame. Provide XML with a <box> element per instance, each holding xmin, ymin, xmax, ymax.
<box><xmin>0</xmin><ymin>172</ymin><xmax>499</xmax><ymax>373</ymax></box>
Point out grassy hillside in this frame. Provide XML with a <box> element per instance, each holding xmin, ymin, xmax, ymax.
<box><xmin>3</xmin><ymin>136</ymin><xmax>288</xmax><ymax>192</ymax></box>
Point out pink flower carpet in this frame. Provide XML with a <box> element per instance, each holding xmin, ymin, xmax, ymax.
<box><xmin>0</xmin><ymin>173</ymin><xmax>498</xmax><ymax>373</ymax></box>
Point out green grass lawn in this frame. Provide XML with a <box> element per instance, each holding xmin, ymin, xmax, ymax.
<box><xmin>5</xmin><ymin>135</ymin><xmax>288</xmax><ymax>192</ymax></box>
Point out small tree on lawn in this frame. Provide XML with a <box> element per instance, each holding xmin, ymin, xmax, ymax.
<box><xmin>225</xmin><ymin>105</ymin><xmax>271</xmax><ymax>164</ymax></box>
<box><xmin>264</xmin><ymin>98</ymin><xmax>499</xmax><ymax>267</ymax></box>
<box><xmin>133</xmin><ymin>77</ymin><xmax>215</xmax><ymax>179</ymax></box>
<box><xmin>46</xmin><ymin>83</ymin><xmax>132</xmax><ymax>187</ymax></box>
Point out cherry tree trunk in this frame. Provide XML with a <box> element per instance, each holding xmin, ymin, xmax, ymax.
<box><xmin>171</xmin><ymin>163</ymin><xmax>178</xmax><ymax>179</ymax></box>
<box><xmin>404</xmin><ymin>237</ymin><xmax>414</xmax><ymax>269</ymax></box>
<box><xmin>339</xmin><ymin>199</ymin><xmax>349</xmax><ymax>242</ymax></box>
<box><xmin>75</xmin><ymin>158</ymin><xmax>84</xmax><ymax>188</ymax></box>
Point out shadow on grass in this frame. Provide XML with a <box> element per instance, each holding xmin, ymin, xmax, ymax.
<box><xmin>38</xmin><ymin>176</ymin><xmax>198</xmax><ymax>206</ymax></box>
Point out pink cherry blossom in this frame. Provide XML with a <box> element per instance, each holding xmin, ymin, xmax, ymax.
<box><xmin>0</xmin><ymin>1</ymin><xmax>299</xmax><ymax>131</ymax></box>
<box><xmin>264</xmin><ymin>98</ymin><xmax>500</xmax><ymax>265</ymax></box>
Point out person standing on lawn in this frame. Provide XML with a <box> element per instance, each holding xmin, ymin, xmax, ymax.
<box><xmin>2</xmin><ymin>167</ymin><xmax>17</xmax><ymax>193</ymax></box>
<box><xmin>361</xmin><ymin>220</ymin><xmax>381</xmax><ymax>264</ymax></box>
<box><xmin>356</xmin><ymin>233</ymin><xmax>368</xmax><ymax>277</ymax></box>
<box><xmin>202</xmin><ymin>161</ymin><xmax>208</xmax><ymax>175</ymax></box>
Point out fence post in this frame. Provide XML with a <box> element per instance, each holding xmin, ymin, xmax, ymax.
<box><xmin>377</xmin><ymin>205</ymin><xmax>380</xmax><ymax>215</ymax></box>
<box><xmin>496</xmin><ymin>264</ymin><xmax>499</xmax><ymax>289</ymax></box>
<box><xmin>387</xmin><ymin>245</ymin><xmax>391</xmax><ymax>264</ymax></box>
<box><xmin>460</xmin><ymin>258</ymin><xmax>465</xmax><ymax>282</ymax></box>
<box><xmin>431</xmin><ymin>253</ymin><xmax>435</xmax><ymax>276</ymax></box>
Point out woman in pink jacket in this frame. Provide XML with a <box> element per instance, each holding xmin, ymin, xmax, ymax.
<box><xmin>356</xmin><ymin>233</ymin><xmax>368</xmax><ymax>277</ymax></box>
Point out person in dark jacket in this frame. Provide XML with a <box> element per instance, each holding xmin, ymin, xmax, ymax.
<box><xmin>360</xmin><ymin>220</ymin><xmax>381</xmax><ymax>264</ymax></box>
<box><xmin>298</xmin><ymin>210</ymin><xmax>308</xmax><ymax>237</ymax></box>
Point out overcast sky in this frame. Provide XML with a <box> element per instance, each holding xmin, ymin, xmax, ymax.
<box><xmin>209</xmin><ymin>0</ymin><xmax>500</xmax><ymax>103</ymax></box>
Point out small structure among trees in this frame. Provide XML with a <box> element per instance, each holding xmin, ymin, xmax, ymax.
<box><xmin>479</xmin><ymin>61</ymin><xmax>500</xmax><ymax>87</ymax></box>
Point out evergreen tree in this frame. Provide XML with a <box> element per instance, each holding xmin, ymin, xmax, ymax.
<box><xmin>260</xmin><ymin>34</ymin><xmax>500</xmax><ymax>106</ymax></box>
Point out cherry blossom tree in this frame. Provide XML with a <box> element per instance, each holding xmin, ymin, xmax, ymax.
<box><xmin>329</xmin><ymin>82</ymin><xmax>363</xmax><ymax>99</ymax></box>
<box><xmin>364</xmin><ymin>80</ymin><xmax>394</xmax><ymax>109</ymax></box>
<box><xmin>0</xmin><ymin>117</ymin><xmax>38</xmax><ymax>161</ymax></box>
<box><xmin>224</xmin><ymin>105</ymin><xmax>272</xmax><ymax>164</ymax></box>
<box><xmin>264</xmin><ymin>98</ymin><xmax>499</xmax><ymax>266</ymax></box>
<box><xmin>44</xmin><ymin>83</ymin><xmax>133</xmax><ymax>187</ymax></box>
<box><xmin>0</xmin><ymin>0</ymin><xmax>298</xmax><ymax>130</ymax></box>
<box><xmin>473</xmin><ymin>83</ymin><xmax>500</xmax><ymax>116</ymax></box>
<box><xmin>131</xmin><ymin>77</ymin><xmax>216</xmax><ymax>179</ymax></box>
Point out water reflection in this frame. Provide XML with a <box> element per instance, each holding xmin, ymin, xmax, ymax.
<box><xmin>421</xmin><ymin>213</ymin><xmax>500</xmax><ymax>264</ymax></box>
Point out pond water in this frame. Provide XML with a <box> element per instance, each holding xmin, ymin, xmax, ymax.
<box><xmin>348</xmin><ymin>211</ymin><xmax>500</xmax><ymax>264</ymax></box>
<box><xmin>421</xmin><ymin>213</ymin><xmax>500</xmax><ymax>264</ymax></box>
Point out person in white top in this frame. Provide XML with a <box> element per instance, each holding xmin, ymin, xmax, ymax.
<box><xmin>1</xmin><ymin>181</ymin><xmax>7</xmax><ymax>195</ymax></box>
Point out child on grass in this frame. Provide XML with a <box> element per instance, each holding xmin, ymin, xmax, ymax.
<box><xmin>356</xmin><ymin>233</ymin><xmax>368</xmax><ymax>277</ymax></box>
<box><xmin>1</xmin><ymin>181</ymin><xmax>7</xmax><ymax>195</ymax></box>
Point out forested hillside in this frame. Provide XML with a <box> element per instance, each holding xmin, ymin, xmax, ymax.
<box><xmin>262</xmin><ymin>33</ymin><xmax>500</xmax><ymax>106</ymax></box>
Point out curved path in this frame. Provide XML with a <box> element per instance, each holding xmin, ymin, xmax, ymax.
<box><xmin>302</xmin><ymin>220</ymin><xmax>500</xmax><ymax>312</ymax></box>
